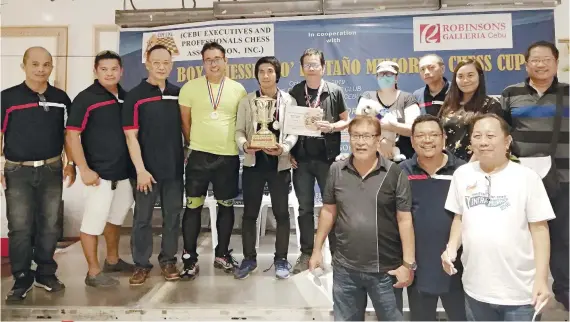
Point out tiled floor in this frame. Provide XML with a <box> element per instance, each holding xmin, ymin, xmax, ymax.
<box><xmin>1</xmin><ymin>231</ymin><xmax>568</xmax><ymax>321</ymax></box>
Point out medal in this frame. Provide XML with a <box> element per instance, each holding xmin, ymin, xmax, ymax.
<box><xmin>272</xmin><ymin>121</ymin><xmax>280</xmax><ymax>130</ymax></box>
<box><xmin>207</xmin><ymin>77</ymin><xmax>225</xmax><ymax>120</ymax></box>
<box><xmin>304</xmin><ymin>80</ymin><xmax>324</xmax><ymax>108</ymax></box>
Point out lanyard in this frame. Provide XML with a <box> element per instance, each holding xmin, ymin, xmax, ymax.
<box><xmin>207</xmin><ymin>77</ymin><xmax>225</xmax><ymax>112</ymax></box>
<box><xmin>304</xmin><ymin>80</ymin><xmax>324</xmax><ymax>108</ymax></box>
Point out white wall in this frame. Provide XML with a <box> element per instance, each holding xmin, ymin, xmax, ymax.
<box><xmin>1</xmin><ymin>0</ymin><xmax>569</xmax><ymax>237</ymax></box>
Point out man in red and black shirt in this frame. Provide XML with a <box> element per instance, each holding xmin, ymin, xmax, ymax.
<box><xmin>66</xmin><ymin>51</ymin><xmax>135</xmax><ymax>288</ymax></box>
<box><xmin>122</xmin><ymin>45</ymin><xmax>184</xmax><ymax>286</ymax></box>
<box><xmin>1</xmin><ymin>47</ymin><xmax>76</xmax><ymax>302</ymax></box>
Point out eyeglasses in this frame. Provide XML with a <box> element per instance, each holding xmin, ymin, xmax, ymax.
<box><xmin>38</xmin><ymin>94</ymin><xmax>48</xmax><ymax>112</ymax></box>
<box><xmin>527</xmin><ymin>58</ymin><xmax>555</xmax><ymax>66</ymax></box>
<box><xmin>350</xmin><ymin>134</ymin><xmax>377</xmax><ymax>142</ymax></box>
<box><xmin>204</xmin><ymin>58</ymin><xmax>224</xmax><ymax>66</ymax></box>
<box><xmin>303</xmin><ymin>63</ymin><xmax>321</xmax><ymax>69</ymax></box>
<box><xmin>413</xmin><ymin>133</ymin><xmax>442</xmax><ymax>141</ymax></box>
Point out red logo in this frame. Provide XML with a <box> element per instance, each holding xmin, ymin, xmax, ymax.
<box><xmin>419</xmin><ymin>24</ymin><xmax>440</xmax><ymax>43</ymax></box>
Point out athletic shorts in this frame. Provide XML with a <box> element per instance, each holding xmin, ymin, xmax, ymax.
<box><xmin>185</xmin><ymin>150</ymin><xmax>239</xmax><ymax>200</ymax></box>
<box><xmin>80</xmin><ymin>179</ymin><xmax>134</xmax><ymax>235</ymax></box>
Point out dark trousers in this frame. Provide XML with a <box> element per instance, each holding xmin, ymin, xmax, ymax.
<box><xmin>465</xmin><ymin>294</ymin><xmax>537</xmax><ymax>321</ymax></box>
<box><xmin>333</xmin><ymin>264</ymin><xmax>404</xmax><ymax>321</ymax></box>
<box><xmin>293</xmin><ymin>159</ymin><xmax>336</xmax><ymax>255</ymax></box>
<box><xmin>549</xmin><ymin>183</ymin><xmax>569</xmax><ymax>310</ymax></box>
<box><xmin>242</xmin><ymin>166</ymin><xmax>291</xmax><ymax>260</ymax></box>
<box><xmin>4</xmin><ymin>160</ymin><xmax>63</xmax><ymax>278</ymax></box>
<box><xmin>407</xmin><ymin>283</ymin><xmax>467</xmax><ymax>321</ymax></box>
<box><xmin>130</xmin><ymin>178</ymin><xmax>183</xmax><ymax>269</ymax></box>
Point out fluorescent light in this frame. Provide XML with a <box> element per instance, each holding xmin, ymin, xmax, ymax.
<box><xmin>440</xmin><ymin>0</ymin><xmax>560</xmax><ymax>8</ymax></box>
<box><xmin>323</xmin><ymin>0</ymin><xmax>440</xmax><ymax>13</ymax></box>
<box><xmin>115</xmin><ymin>8</ymin><xmax>215</xmax><ymax>28</ymax></box>
<box><xmin>214</xmin><ymin>0</ymin><xmax>323</xmax><ymax>19</ymax></box>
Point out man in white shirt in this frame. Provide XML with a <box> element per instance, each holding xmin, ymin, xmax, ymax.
<box><xmin>442</xmin><ymin>114</ymin><xmax>554</xmax><ymax>321</ymax></box>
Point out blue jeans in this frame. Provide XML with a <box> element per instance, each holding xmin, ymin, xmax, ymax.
<box><xmin>333</xmin><ymin>264</ymin><xmax>403</xmax><ymax>321</ymax></box>
<box><xmin>4</xmin><ymin>160</ymin><xmax>63</xmax><ymax>278</ymax></box>
<box><xmin>465</xmin><ymin>294</ymin><xmax>538</xmax><ymax>321</ymax></box>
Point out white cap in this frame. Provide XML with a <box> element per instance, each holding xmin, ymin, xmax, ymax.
<box><xmin>376</xmin><ymin>61</ymin><xmax>400</xmax><ymax>75</ymax></box>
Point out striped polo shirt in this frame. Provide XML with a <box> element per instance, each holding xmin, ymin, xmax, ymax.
<box><xmin>501</xmin><ymin>77</ymin><xmax>569</xmax><ymax>183</ymax></box>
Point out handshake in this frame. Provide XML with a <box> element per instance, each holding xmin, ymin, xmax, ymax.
<box><xmin>355</xmin><ymin>98</ymin><xmax>406</xmax><ymax>162</ymax></box>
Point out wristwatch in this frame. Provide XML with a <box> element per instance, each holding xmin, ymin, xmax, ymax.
<box><xmin>67</xmin><ymin>161</ymin><xmax>75</xmax><ymax>166</ymax></box>
<box><xmin>403</xmin><ymin>261</ymin><xmax>417</xmax><ymax>271</ymax></box>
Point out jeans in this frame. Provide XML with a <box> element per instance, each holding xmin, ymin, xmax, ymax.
<box><xmin>4</xmin><ymin>160</ymin><xmax>63</xmax><ymax>278</ymax></box>
<box><xmin>407</xmin><ymin>283</ymin><xmax>467</xmax><ymax>321</ymax></box>
<box><xmin>333</xmin><ymin>264</ymin><xmax>403</xmax><ymax>321</ymax></box>
<box><xmin>242</xmin><ymin>167</ymin><xmax>290</xmax><ymax>260</ymax></box>
<box><xmin>130</xmin><ymin>178</ymin><xmax>183</xmax><ymax>268</ymax></box>
<box><xmin>549</xmin><ymin>183</ymin><xmax>569</xmax><ymax>310</ymax></box>
<box><xmin>465</xmin><ymin>294</ymin><xmax>537</xmax><ymax>321</ymax></box>
<box><xmin>293</xmin><ymin>159</ymin><xmax>336</xmax><ymax>255</ymax></box>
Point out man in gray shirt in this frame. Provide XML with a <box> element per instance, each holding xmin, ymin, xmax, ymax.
<box><xmin>309</xmin><ymin>115</ymin><xmax>416</xmax><ymax>321</ymax></box>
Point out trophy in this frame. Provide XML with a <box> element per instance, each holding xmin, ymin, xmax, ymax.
<box><xmin>249</xmin><ymin>96</ymin><xmax>278</xmax><ymax>149</ymax></box>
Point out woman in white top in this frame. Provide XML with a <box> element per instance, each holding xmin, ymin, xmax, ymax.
<box><xmin>442</xmin><ymin>113</ymin><xmax>554</xmax><ymax>321</ymax></box>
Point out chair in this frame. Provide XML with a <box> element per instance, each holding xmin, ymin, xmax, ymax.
<box><xmin>203</xmin><ymin>193</ymin><xmax>218</xmax><ymax>253</ymax></box>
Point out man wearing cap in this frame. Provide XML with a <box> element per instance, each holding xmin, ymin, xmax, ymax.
<box><xmin>413</xmin><ymin>54</ymin><xmax>450</xmax><ymax>116</ymax></box>
<box><xmin>1</xmin><ymin>46</ymin><xmax>76</xmax><ymax>301</ymax></box>
<box><xmin>289</xmin><ymin>48</ymin><xmax>350</xmax><ymax>274</ymax></box>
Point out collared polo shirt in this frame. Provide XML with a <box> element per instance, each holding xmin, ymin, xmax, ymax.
<box><xmin>323</xmin><ymin>154</ymin><xmax>412</xmax><ymax>273</ymax></box>
<box><xmin>122</xmin><ymin>79</ymin><xmax>183</xmax><ymax>181</ymax></box>
<box><xmin>413</xmin><ymin>77</ymin><xmax>450</xmax><ymax>116</ymax></box>
<box><xmin>399</xmin><ymin>151</ymin><xmax>465</xmax><ymax>295</ymax></box>
<box><xmin>1</xmin><ymin>81</ymin><xmax>71</xmax><ymax>161</ymax></box>
<box><xmin>289</xmin><ymin>80</ymin><xmax>347</xmax><ymax>161</ymax></box>
<box><xmin>66</xmin><ymin>80</ymin><xmax>133</xmax><ymax>181</ymax></box>
<box><xmin>501</xmin><ymin>77</ymin><xmax>569</xmax><ymax>183</ymax></box>
<box><xmin>178</xmin><ymin>76</ymin><xmax>247</xmax><ymax>156</ymax></box>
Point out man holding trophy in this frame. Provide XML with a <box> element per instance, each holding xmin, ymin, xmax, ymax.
<box><xmin>235</xmin><ymin>56</ymin><xmax>298</xmax><ymax>279</ymax></box>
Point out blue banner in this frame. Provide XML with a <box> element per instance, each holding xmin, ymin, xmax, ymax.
<box><xmin>119</xmin><ymin>10</ymin><xmax>555</xmax><ymax>203</ymax></box>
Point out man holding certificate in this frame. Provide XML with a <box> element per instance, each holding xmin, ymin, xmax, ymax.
<box><xmin>288</xmin><ymin>48</ymin><xmax>350</xmax><ymax>274</ymax></box>
<box><xmin>234</xmin><ymin>56</ymin><xmax>298</xmax><ymax>280</ymax></box>
<box><xmin>178</xmin><ymin>42</ymin><xmax>247</xmax><ymax>280</ymax></box>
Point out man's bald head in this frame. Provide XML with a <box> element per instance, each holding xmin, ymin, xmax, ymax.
<box><xmin>23</xmin><ymin>46</ymin><xmax>52</xmax><ymax>65</ymax></box>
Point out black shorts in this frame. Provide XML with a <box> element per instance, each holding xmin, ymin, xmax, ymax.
<box><xmin>185</xmin><ymin>150</ymin><xmax>240</xmax><ymax>200</ymax></box>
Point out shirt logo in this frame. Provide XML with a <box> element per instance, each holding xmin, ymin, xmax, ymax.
<box><xmin>465</xmin><ymin>193</ymin><xmax>510</xmax><ymax>210</ymax></box>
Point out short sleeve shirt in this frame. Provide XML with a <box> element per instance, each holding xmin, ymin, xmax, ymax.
<box><xmin>358</xmin><ymin>90</ymin><xmax>420</xmax><ymax>159</ymax></box>
<box><xmin>445</xmin><ymin>161</ymin><xmax>555</xmax><ymax>305</ymax></box>
<box><xmin>1</xmin><ymin>82</ymin><xmax>71</xmax><ymax>161</ymax></box>
<box><xmin>66</xmin><ymin>80</ymin><xmax>132</xmax><ymax>181</ymax></box>
<box><xmin>178</xmin><ymin>76</ymin><xmax>247</xmax><ymax>156</ymax></box>
<box><xmin>122</xmin><ymin>79</ymin><xmax>183</xmax><ymax>181</ymax></box>
<box><xmin>323</xmin><ymin>154</ymin><xmax>412</xmax><ymax>273</ymax></box>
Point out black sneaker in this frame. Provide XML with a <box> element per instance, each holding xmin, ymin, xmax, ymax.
<box><xmin>214</xmin><ymin>249</ymin><xmax>239</xmax><ymax>273</ymax></box>
<box><xmin>35</xmin><ymin>275</ymin><xmax>65</xmax><ymax>292</ymax></box>
<box><xmin>103</xmin><ymin>258</ymin><xmax>135</xmax><ymax>273</ymax></box>
<box><xmin>5</xmin><ymin>273</ymin><xmax>34</xmax><ymax>303</ymax></box>
<box><xmin>180</xmin><ymin>254</ymin><xmax>199</xmax><ymax>280</ymax></box>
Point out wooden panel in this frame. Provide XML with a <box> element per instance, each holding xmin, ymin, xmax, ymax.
<box><xmin>93</xmin><ymin>25</ymin><xmax>119</xmax><ymax>55</ymax></box>
<box><xmin>0</xmin><ymin>27</ymin><xmax>68</xmax><ymax>90</ymax></box>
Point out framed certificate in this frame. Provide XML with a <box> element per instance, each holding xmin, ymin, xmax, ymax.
<box><xmin>283</xmin><ymin>106</ymin><xmax>323</xmax><ymax>137</ymax></box>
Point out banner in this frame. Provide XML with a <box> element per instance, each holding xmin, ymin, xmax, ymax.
<box><xmin>119</xmin><ymin>10</ymin><xmax>555</xmax><ymax>202</ymax></box>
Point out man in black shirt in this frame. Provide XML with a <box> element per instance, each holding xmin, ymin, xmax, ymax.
<box><xmin>288</xmin><ymin>48</ymin><xmax>349</xmax><ymax>274</ymax></box>
<box><xmin>412</xmin><ymin>54</ymin><xmax>450</xmax><ymax>116</ymax></box>
<box><xmin>122</xmin><ymin>45</ymin><xmax>184</xmax><ymax>286</ymax></box>
<box><xmin>1</xmin><ymin>47</ymin><xmax>76</xmax><ymax>301</ymax></box>
<box><xmin>309</xmin><ymin>115</ymin><xmax>415</xmax><ymax>321</ymax></box>
<box><xmin>66</xmin><ymin>51</ymin><xmax>135</xmax><ymax>288</ymax></box>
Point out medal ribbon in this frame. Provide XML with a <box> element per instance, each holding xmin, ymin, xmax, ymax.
<box><xmin>207</xmin><ymin>77</ymin><xmax>225</xmax><ymax>112</ymax></box>
<box><xmin>304</xmin><ymin>80</ymin><xmax>324</xmax><ymax>108</ymax></box>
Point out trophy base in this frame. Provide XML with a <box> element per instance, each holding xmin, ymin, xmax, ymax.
<box><xmin>250</xmin><ymin>133</ymin><xmax>277</xmax><ymax>149</ymax></box>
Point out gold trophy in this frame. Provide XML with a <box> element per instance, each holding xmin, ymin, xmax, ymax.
<box><xmin>249</xmin><ymin>96</ymin><xmax>278</xmax><ymax>149</ymax></box>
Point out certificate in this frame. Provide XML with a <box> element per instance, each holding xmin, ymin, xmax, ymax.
<box><xmin>283</xmin><ymin>105</ymin><xmax>324</xmax><ymax>137</ymax></box>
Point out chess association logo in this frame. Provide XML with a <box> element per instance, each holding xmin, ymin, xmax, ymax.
<box><xmin>419</xmin><ymin>24</ymin><xmax>440</xmax><ymax>43</ymax></box>
<box><xmin>145</xmin><ymin>34</ymin><xmax>180</xmax><ymax>56</ymax></box>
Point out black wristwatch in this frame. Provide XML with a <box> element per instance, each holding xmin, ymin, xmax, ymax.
<box><xmin>403</xmin><ymin>261</ymin><xmax>417</xmax><ymax>271</ymax></box>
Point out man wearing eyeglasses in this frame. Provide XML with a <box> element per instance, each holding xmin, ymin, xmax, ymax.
<box><xmin>501</xmin><ymin>40</ymin><xmax>569</xmax><ymax>311</ymax></box>
<box><xmin>1</xmin><ymin>46</ymin><xmax>76</xmax><ymax>302</ymax></box>
<box><xmin>66</xmin><ymin>50</ymin><xmax>135</xmax><ymax>288</ymax></box>
<box><xmin>308</xmin><ymin>115</ymin><xmax>415</xmax><ymax>321</ymax></box>
<box><xmin>399</xmin><ymin>115</ymin><xmax>466</xmax><ymax>321</ymax></box>
<box><xmin>288</xmin><ymin>48</ymin><xmax>350</xmax><ymax>274</ymax></box>
<box><xmin>123</xmin><ymin>44</ymin><xmax>184</xmax><ymax>286</ymax></box>
<box><xmin>178</xmin><ymin>42</ymin><xmax>247</xmax><ymax>279</ymax></box>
